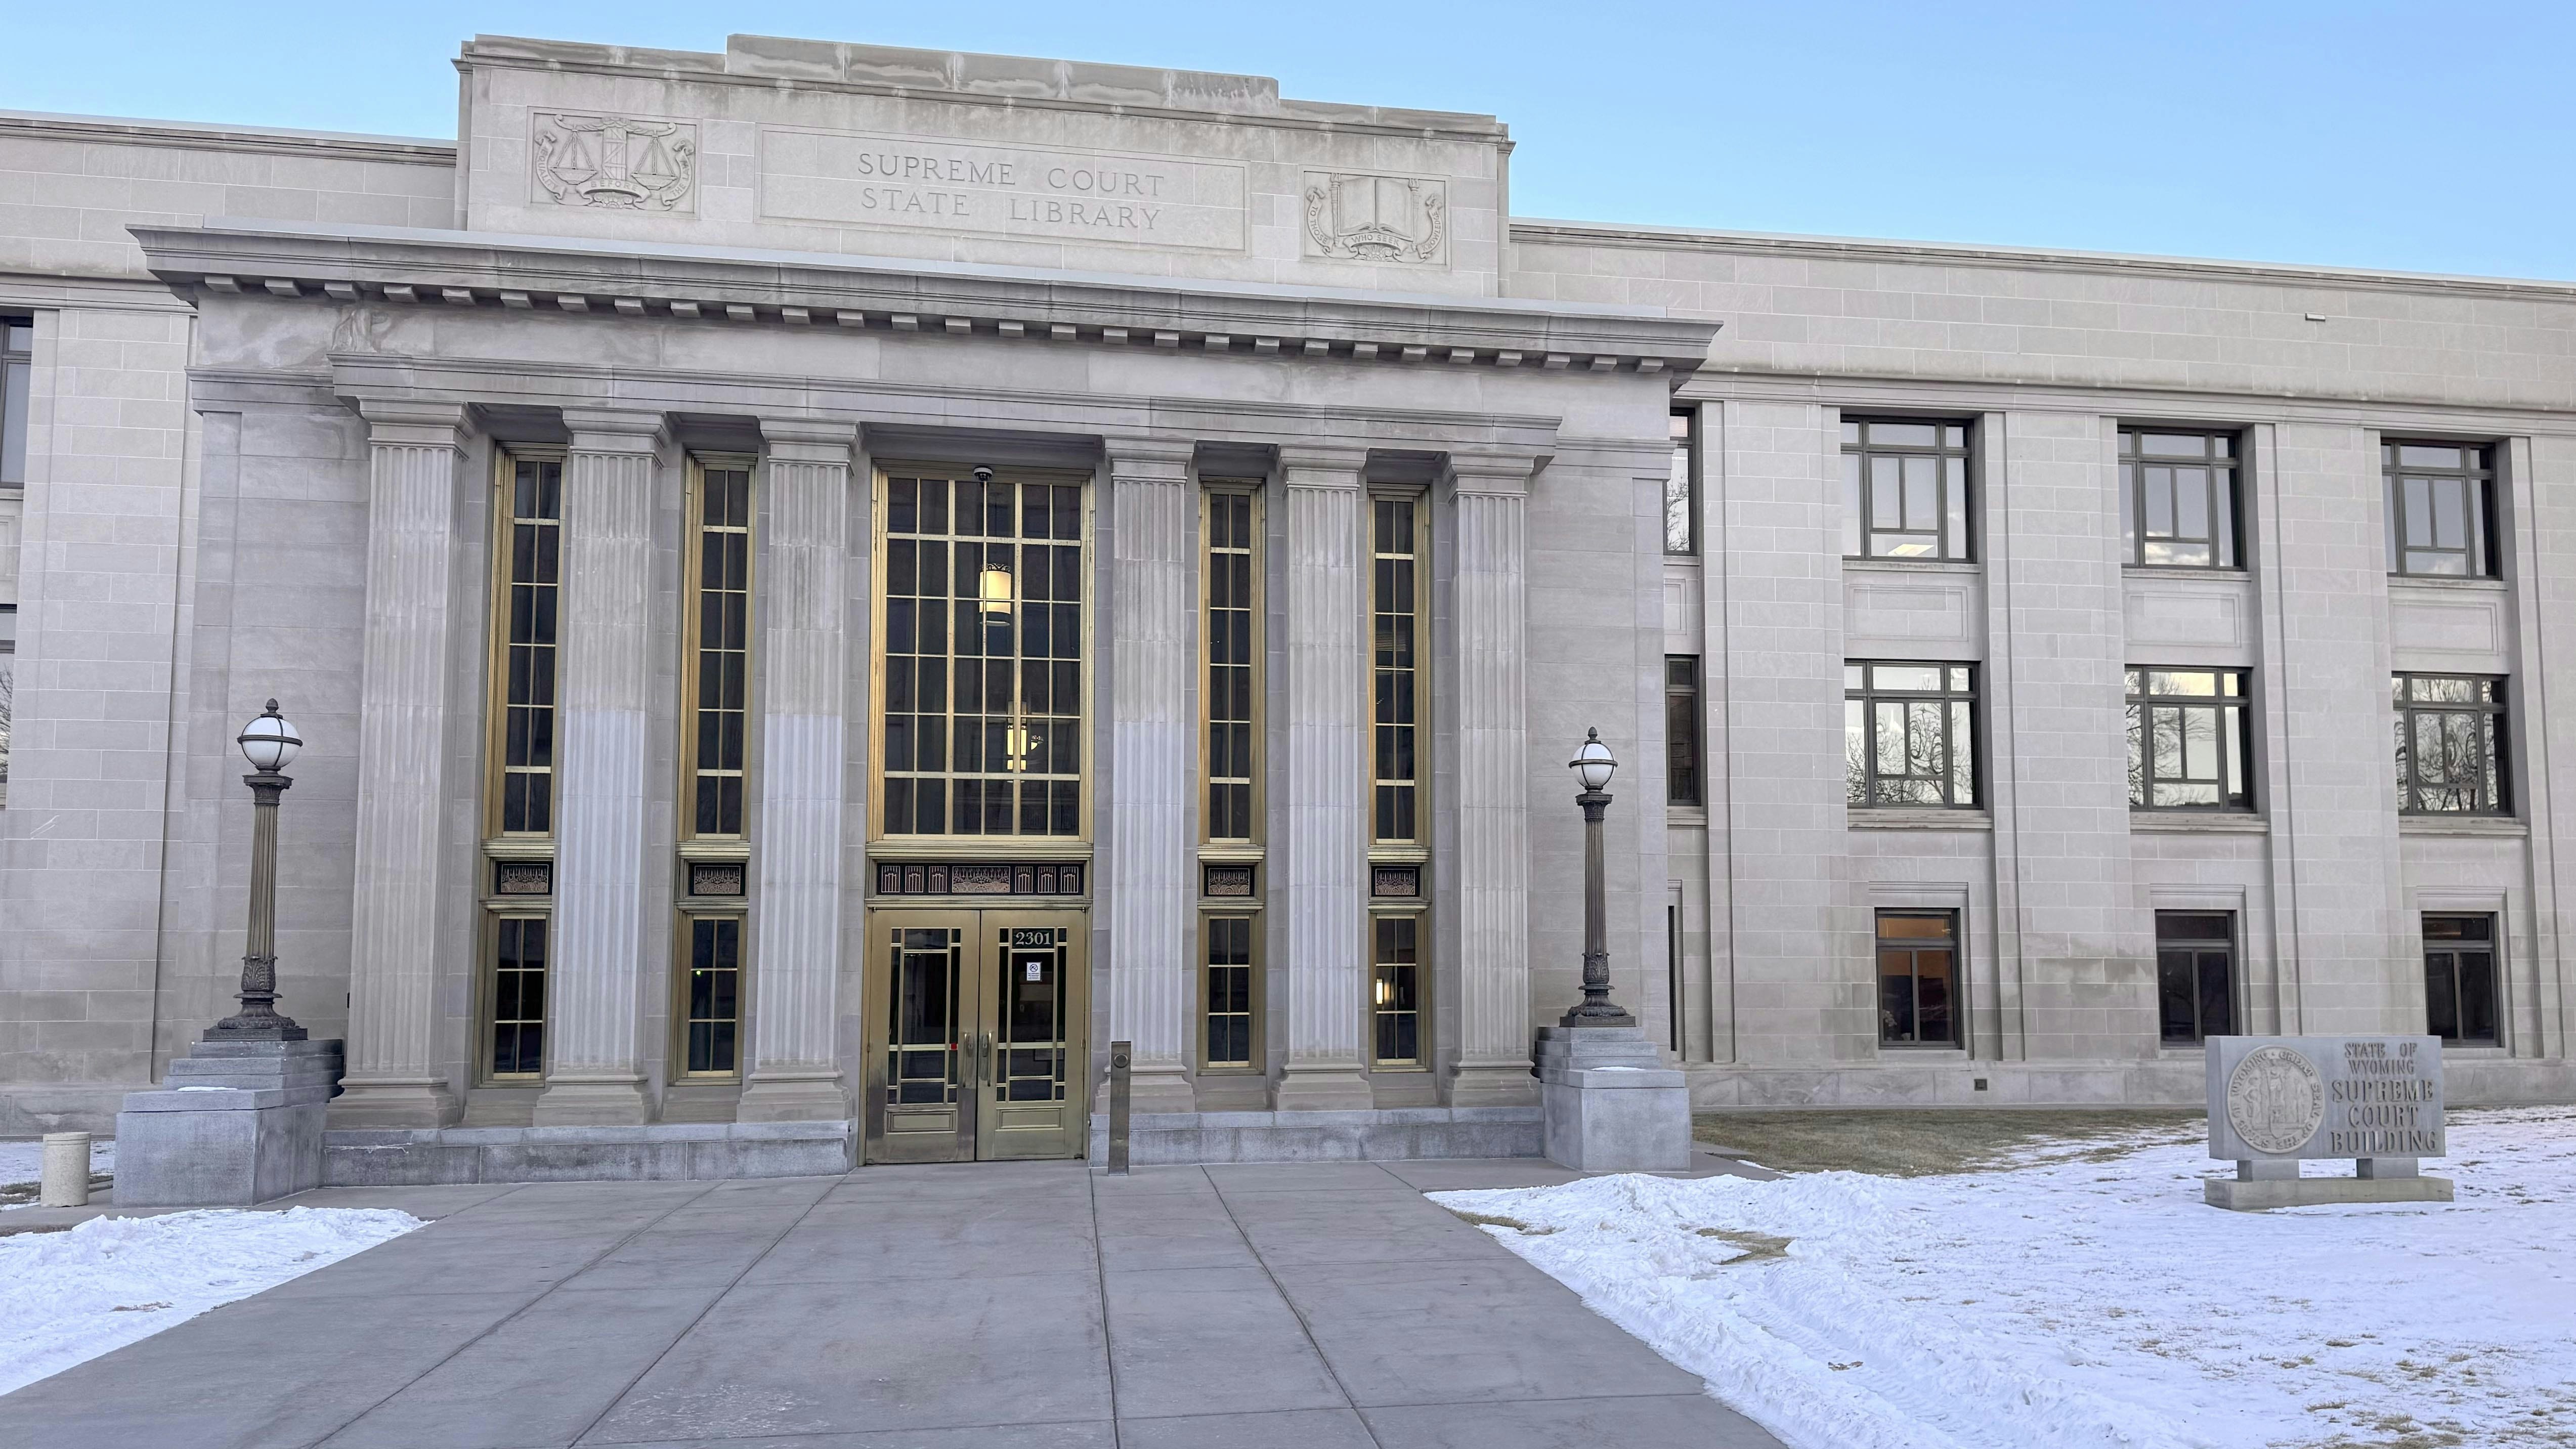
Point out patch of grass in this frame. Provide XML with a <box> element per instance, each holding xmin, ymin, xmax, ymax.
<box><xmin>1444</xmin><ymin>1209</ymin><xmax>1558</xmax><ymax>1236</ymax></box>
<box><xmin>1692</xmin><ymin>1109</ymin><xmax>2204</xmax><ymax>1177</ymax></box>
<box><xmin>1694</xmin><ymin>1227</ymin><xmax>1792</xmax><ymax>1263</ymax></box>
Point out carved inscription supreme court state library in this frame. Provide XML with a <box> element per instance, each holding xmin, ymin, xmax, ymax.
<box><xmin>759</xmin><ymin>129</ymin><xmax>1250</xmax><ymax>251</ymax></box>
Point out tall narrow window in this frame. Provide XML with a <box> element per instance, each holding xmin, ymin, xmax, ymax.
<box><xmin>1371</xmin><ymin>914</ymin><xmax>1422</xmax><ymax>1066</ymax></box>
<box><xmin>1371</xmin><ymin>497</ymin><xmax>1422</xmax><ymax>843</ymax></box>
<box><xmin>2120</xmin><ymin>430</ymin><xmax>2239</xmax><ymax>568</ymax></box>
<box><xmin>2394</xmin><ymin>674</ymin><xmax>2509</xmax><ymax>815</ymax></box>
<box><xmin>879</xmin><ymin>471</ymin><xmax>1085</xmax><ymax>837</ymax></box>
<box><xmin>1845</xmin><ymin>663</ymin><xmax>1978</xmax><ymax>808</ymax></box>
<box><xmin>2384</xmin><ymin>442</ymin><xmax>2497</xmax><ymax>578</ymax></box>
<box><xmin>1665</xmin><ymin>655</ymin><xmax>1703</xmax><ymax>806</ymax></box>
<box><xmin>1204</xmin><ymin>915</ymin><xmax>1256</xmax><ymax>1068</ymax></box>
<box><xmin>2422</xmin><ymin>914</ymin><xmax>2499</xmax><ymax>1045</ymax></box>
<box><xmin>1</xmin><ymin>316</ymin><xmax>30</xmax><ymax>487</ymax></box>
<box><xmin>1665</xmin><ymin>408</ymin><xmax>1697</xmax><ymax>555</ymax></box>
<box><xmin>489</xmin><ymin>916</ymin><xmax>548</xmax><ymax>1078</ymax></box>
<box><xmin>1876</xmin><ymin>910</ymin><xmax>1960</xmax><ymax>1046</ymax></box>
<box><xmin>2126</xmin><ymin>669</ymin><xmax>2252</xmax><ymax>811</ymax></box>
<box><xmin>495</xmin><ymin>458</ymin><xmax>563</xmax><ymax>835</ymax></box>
<box><xmin>683</xmin><ymin>915</ymin><xmax>742</xmax><ymax>1075</ymax></box>
<box><xmin>1841</xmin><ymin>419</ymin><xmax>1971</xmax><ymax>560</ymax></box>
<box><xmin>1205</xmin><ymin>489</ymin><xmax>1259</xmax><ymax>840</ymax></box>
<box><xmin>2156</xmin><ymin>912</ymin><xmax>2236</xmax><ymax>1044</ymax></box>
<box><xmin>686</xmin><ymin>466</ymin><xmax>752</xmax><ymax>837</ymax></box>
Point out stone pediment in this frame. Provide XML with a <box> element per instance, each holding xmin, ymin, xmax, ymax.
<box><xmin>456</xmin><ymin>34</ymin><xmax>1511</xmax><ymax>298</ymax></box>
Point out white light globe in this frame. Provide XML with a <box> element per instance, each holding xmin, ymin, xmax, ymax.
<box><xmin>1569</xmin><ymin>729</ymin><xmax>1617</xmax><ymax>792</ymax></box>
<box><xmin>238</xmin><ymin>700</ymin><xmax>303</xmax><ymax>773</ymax></box>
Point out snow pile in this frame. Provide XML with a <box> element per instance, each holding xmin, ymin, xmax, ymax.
<box><xmin>0</xmin><ymin>1208</ymin><xmax>420</xmax><ymax>1396</ymax></box>
<box><xmin>1434</xmin><ymin>1108</ymin><xmax>2576</xmax><ymax>1449</ymax></box>
<box><xmin>0</xmin><ymin>1137</ymin><xmax>116</xmax><ymax>1189</ymax></box>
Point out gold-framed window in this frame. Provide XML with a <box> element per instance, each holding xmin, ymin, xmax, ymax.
<box><xmin>1203</xmin><ymin>914</ymin><xmax>1259</xmax><ymax>1070</ymax></box>
<box><xmin>489</xmin><ymin>453</ymin><xmax>563</xmax><ymax>837</ymax></box>
<box><xmin>874</xmin><ymin>467</ymin><xmax>1089</xmax><ymax>840</ymax></box>
<box><xmin>684</xmin><ymin>461</ymin><xmax>753</xmax><ymax>839</ymax></box>
<box><xmin>678</xmin><ymin>910</ymin><xmax>744</xmax><ymax>1078</ymax></box>
<box><xmin>487</xmin><ymin>914</ymin><xmax>549</xmax><ymax>1081</ymax></box>
<box><xmin>1369</xmin><ymin>496</ymin><xmax>1424</xmax><ymax>845</ymax></box>
<box><xmin>1370</xmin><ymin>913</ymin><xmax>1424</xmax><ymax>1067</ymax></box>
<box><xmin>1204</xmin><ymin>486</ymin><xmax>1262</xmax><ymax>842</ymax></box>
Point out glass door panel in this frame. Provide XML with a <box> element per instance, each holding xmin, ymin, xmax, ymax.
<box><xmin>865</xmin><ymin>908</ymin><xmax>1089</xmax><ymax>1164</ymax></box>
<box><xmin>868</xmin><ymin>916</ymin><xmax>972</xmax><ymax>1163</ymax></box>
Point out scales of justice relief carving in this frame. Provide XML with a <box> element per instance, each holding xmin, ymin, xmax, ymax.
<box><xmin>533</xmin><ymin>112</ymin><xmax>699</xmax><ymax>211</ymax></box>
<box><xmin>1303</xmin><ymin>173</ymin><xmax>1447</xmax><ymax>264</ymax></box>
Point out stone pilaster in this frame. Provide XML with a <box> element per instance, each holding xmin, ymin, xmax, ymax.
<box><xmin>1276</xmin><ymin>446</ymin><xmax>1374</xmax><ymax>1109</ymax></box>
<box><xmin>1106</xmin><ymin>436</ymin><xmax>1202</xmax><ymax>1110</ymax></box>
<box><xmin>534</xmin><ymin>409</ymin><xmax>667</xmax><ymax>1126</ymax></box>
<box><xmin>1447</xmin><ymin>452</ymin><xmax>1541</xmax><ymax>1106</ymax></box>
<box><xmin>332</xmin><ymin>401</ymin><xmax>471</xmax><ymax>1128</ymax></box>
<box><xmin>740</xmin><ymin>419</ymin><xmax>860</xmax><ymax>1122</ymax></box>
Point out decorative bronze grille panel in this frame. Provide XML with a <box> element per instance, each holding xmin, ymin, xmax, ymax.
<box><xmin>494</xmin><ymin>860</ymin><xmax>552</xmax><ymax>897</ymax></box>
<box><xmin>1205</xmin><ymin>864</ymin><xmax>1256</xmax><ymax>899</ymax></box>
<box><xmin>688</xmin><ymin>861</ymin><xmax>746</xmax><ymax>898</ymax></box>
<box><xmin>1370</xmin><ymin>865</ymin><xmax>1420</xmax><ymax>899</ymax></box>
<box><xmin>876</xmin><ymin>861</ymin><xmax>1085</xmax><ymax>897</ymax></box>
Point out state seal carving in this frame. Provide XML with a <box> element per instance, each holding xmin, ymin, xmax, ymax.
<box><xmin>2227</xmin><ymin>1045</ymin><xmax>2325</xmax><ymax>1154</ymax></box>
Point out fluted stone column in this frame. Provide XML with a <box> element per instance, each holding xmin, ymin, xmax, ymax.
<box><xmin>533</xmin><ymin>409</ymin><xmax>667</xmax><ymax>1126</ymax></box>
<box><xmin>1276</xmin><ymin>446</ymin><xmax>1374</xmax><ymax>1110</ymax></box>
<box><xmin>1104</xmin><ymin>437</ymin><xmax>1201</xmax><ymax>1111</ymax></box>
<box><xmin>332</xmin><ymin>401</ymin><xmax>472</xmax><ymax>1128</ymax></box>
<box><xmin>741</xmin><ymin>419</ymin><xmax>860</xmax><ymax>1122</ymax></box>
<box><xmin>1447</xmin><ymin>452</ymin><xmax>1542</xmax><ymax>1107</ymax></box>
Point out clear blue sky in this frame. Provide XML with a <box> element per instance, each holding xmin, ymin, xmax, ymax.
<box><xmin>8</xmin><ymin>2</ymin><xmax>2566</xmax><ymax>279</ymax></box>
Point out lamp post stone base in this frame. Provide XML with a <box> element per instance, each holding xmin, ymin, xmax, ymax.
<box><xmin>113</xmin><ymin>1039</ymin><xmax>344</xmax><ymax>1206</ymax></box>
<box><xmin>1533</xmin><ymin>1025</ymin><xmax>1691</xmax><ymax>1173</ymax></box>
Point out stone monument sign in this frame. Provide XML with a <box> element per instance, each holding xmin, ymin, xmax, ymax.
<box><xmin>2204</xmin><ymin>1035</ymin><xmax>2453</xmax><ymax>1210</ymax></box>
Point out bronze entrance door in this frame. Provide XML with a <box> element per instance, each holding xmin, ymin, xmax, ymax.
<box><xmin>863</xmin><ymin>909</ymin><xmax>1089</xmax><ymax>1164</ymax></box>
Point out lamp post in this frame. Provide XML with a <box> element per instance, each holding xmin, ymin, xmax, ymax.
<box><xmin>1561</xmin><ymin>728</ymin><xmax>1636</xmax><ymax>1028</ymax></box>
<box><xmin>208</xmin><ymin>700</ymin><xmax>307</xmax><ymax>1041</ymax></box>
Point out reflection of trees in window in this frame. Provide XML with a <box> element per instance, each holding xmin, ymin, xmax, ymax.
<box><xmin>1844</xmin><ymin>662</ymin><xmax>1977</xmax><ymax>807</ymax></box>
<box><xmin>2393</xmin><ymin>674</ymin><xmax>2508</xmax><ymax>815</ymax></box>
<box><xmin>880</xmin><ymin>472</ymin><xmax>1085</xmax><ymax>837</ymax></box>
<box><xmin>2126</xmin><ymin>669</ymin><xmax>2251</xmax><ymax>810</ymax></box>
<box><xmin>2120</xmin><ymin>430</ymin><xmax>2239</xmax><ymax>568</ymax></box>
<box><xmin>1841</xmin><ymin>419</ymin><xmax>1971</xmax><ymax>560</ymax></box>
<box><xmin>2383</xmin><ymin>442</ymin><xmax>2497</xmax><ymax>578</ymax></box>
<box><xmin>1665</xmin><ymin>409</ymin><xmax>1696</xmax><ymax>555</ymax></box>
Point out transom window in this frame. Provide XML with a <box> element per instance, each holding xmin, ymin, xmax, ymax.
<box><xmin>1371</xmin><ymin>497</ymin><xmax>1423</xmax><ymax>843</ymax></box>
<box><xmin>494</xmin><ymin>458</ymin><xmax>562</xmax><ymax>835</ymax></box>
<box><xmin>2120</xmin><ymin>430</ymin><xmax>2239</xmax><ymax>568</ymax></box>
<box><xmin>1665</xmin><ymin>408</ymin><xmax>1697</xmax><ymax>555</ymax></box>
<box><xmin>1845</xmin><ymin>662</ymin><xmax>1978</xmax><ymax>808</ymax></box>
<box><xmin>686</xmin><ymin>466</ymin><xmax>751</xmax><ymax>837</ymax></box>
<box><xmin>2384</xmin><ymin>442</ymin><xmax>2498</xmax><ymax>578</ymax></box>
<box><xmin>1841</xmin><ymin>419</ymin><xmax>1971</xmax><ymax>561</ymax></box>
<box><xmin>2422</xmin><ymin>914</ymin><xmax>2499</xmax><ymax>1045</ymax></box>
<box><xmin>2156</xmin><ymin>911</ymin><xmax>2237</xmax><ymax>1044</ymax></box>
<box><xmin>1205</xmin><ymin>489</ymin><xmax>1260</xmax><ymax>841</ymax></box>
<box><xmin>2393</xmin><ymin>674</ymin><xmax>2508</xmax><ymax>816</ymax></box>
<box><xmin>879</xmin><ymin>472</ymin><xmax>1086</xmax><ymax>838</ymax></box>
<box><xmin>2126</xmin><ymin>669</ymin><xmax>2252</xmax><ymax>811</ymax></box>
<box><xmin>1876</xmin><ymin>910</ymin><xmax>1960</xmax><ymax>1046</ymax></box>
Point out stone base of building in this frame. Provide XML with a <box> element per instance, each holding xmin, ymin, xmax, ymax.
<box><xmin>2205</xmin><ymin>1173</ymin><xmax>2455</xmax><ymax>1210</ymax></box>
<box><xmin>1686</xmin><ymin>1056</ymin><xmax>2576</xmax><ymax>1109</ymax></box>
<box><xmin>1088</xmin><ymin>1106</ymin><xmax>1543</xmax><ymax>1165</ymax></box>
<box><xmin>324</xmin><ymin>1121</ymin><xmax>856</xmax><ymax>1185</ymax></box>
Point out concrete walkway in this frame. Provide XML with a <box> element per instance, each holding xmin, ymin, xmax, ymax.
<box><xmin>0</xmin><ymin>1157</ymin><xmax>1783</xmax><ymax>1449</ymax></box>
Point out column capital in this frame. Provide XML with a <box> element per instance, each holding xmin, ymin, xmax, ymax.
<box><xmin>354</xmin><ymin>399</ymin><xmax>473</xmax><ymax>451</ymax></box>
<box><xmin>1100</xmin><ymin>433</ymin><xmax>1196</xmax><ymax>483</ymax></box>
<box><xmin>1279</xmin><ymin>444</ymin><xmax>1369</xmax><ymax>489</ymax></box>
<box><xmin>1448</xmin><ymin>450</ymin><xmax>1539</xmax><ymax>497</ymax></box>
<box><xmin>560</xmin><ymin>408</ymin><xmax>670</xmax><ymax>455</ymax></box>
<box><xmin>758</xmin><ymin>416</ymin><xmax>862</xmax><ymax>467</ymax></box>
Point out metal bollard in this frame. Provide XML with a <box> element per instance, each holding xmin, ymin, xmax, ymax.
<box><xmin>1107</xmin><ymin>1040</ymin><xmax>1132</xmax><ymax>1176</ymax></box>
<box><xmin>40</xmin><ymin>1131</ymin><xmax>92</xmax><ymax>1208</ymax></box>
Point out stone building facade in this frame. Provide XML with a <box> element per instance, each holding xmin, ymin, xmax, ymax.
<box><xmin>2</xmin><ymin>33</ymin><xmax>2569</xmax><ymax>1165</ymax></box>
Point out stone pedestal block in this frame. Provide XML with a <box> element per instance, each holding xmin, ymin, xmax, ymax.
<box><xmin>2204</xmin><ymin>1173</ymin><xmax>2455</xmax><ymax>1210</ymax></box>
<box><xmin>1534</xmin><ymin>1026</ymin><xmax>1690</xmax><ymax>1173</ymax></box>
<box><xmin>113</xmin><ymin>1040</ymin><xmax>344</xmax><ymax>1206</ymax></box>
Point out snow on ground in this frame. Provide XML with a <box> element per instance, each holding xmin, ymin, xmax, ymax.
<box><xmin>0</xmin><ymin>1137</ymin><xmax>117</xmax><ymax>1188</ymax></box>
<box><xmin>0</xmin><ymin>1208</ymin><xmax>420</xmax><ymax>1396</ymax></box>
<box><xmin>1433</xmin><ymin>1107</ymin><xmax>2576</xmax><ymax>1449</ymax></box>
